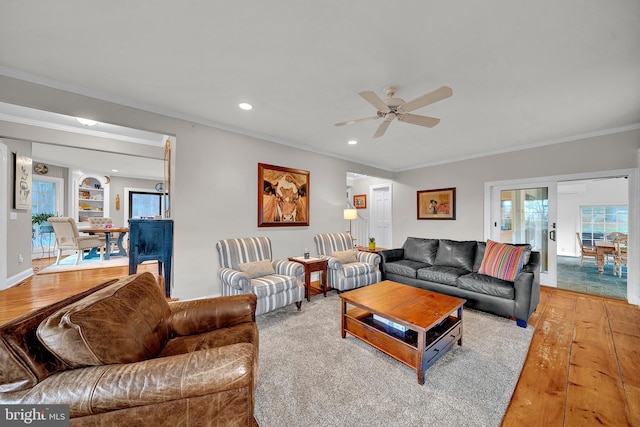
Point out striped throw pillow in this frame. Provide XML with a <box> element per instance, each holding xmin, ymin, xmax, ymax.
<box><xmin>478</xmin><ymin>240</ymin><xmax>528</xmax><ymax>282</ymax></box>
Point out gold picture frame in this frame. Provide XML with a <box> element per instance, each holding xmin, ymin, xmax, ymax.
<box><xmin>258</xmin><ymin>163</ymin><xmax>310</xmax><ymax>227</ymax></box>
<box><xmin>417</xmin><ymin>187</ymin><xmax>456</xmax><ymax>220</ymax></box>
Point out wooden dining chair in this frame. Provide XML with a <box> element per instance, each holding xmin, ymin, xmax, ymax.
<box><xmin>605</xmin><ymin>232</ymin><xmax>627</xmax><ymax>264</ymax></box>
<box><xmin>576</xmin><ymin>232</ymin><xmax>597</xmax><ymax>267</ymax></box>
<box><xmin>613</xmin><ymin>237</ymin><xmax>628</xmax><ymax>277</ymax></box>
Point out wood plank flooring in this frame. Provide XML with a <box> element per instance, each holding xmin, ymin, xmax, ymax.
<box><xmin>502</xmin><ymin>288</ymin><xmax>640</xmax><ymax>427</ymax></box>
<box><xmin>1</xmin><ymin>259</ymin><xmax>638</xmax><ymax>426</ymax></box>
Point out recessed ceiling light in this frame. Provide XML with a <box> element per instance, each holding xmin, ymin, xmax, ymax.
<box><xmin>239</xmin><ymin>103</ymin><xmax>253</xmax><ymax>111</ymax></box>
<box><xmin>76</xmin><ymin>117</ymin><xmax>98</xmax><ymax>126</ymax></box>
<box><xmin>111</xmin><ymin>169</ymin><xmax>118</xmax><ymax>172</ymax></box>
<box><xmin>348</xmin><ymin>140</ymin><xmax>358</xmax><ymax>145</ymax></box>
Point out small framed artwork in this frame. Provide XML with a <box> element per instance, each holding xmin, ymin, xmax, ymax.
<box><xmin>417</xmin><ymin>187</ymin><xmax>456</xmax><ymax>220</ymax></box>
<box><xmin>258</xmin><ymin>163</ymin><xmax>310</xmax><ymax>227</ymax></box>
<box><xmin>353</xmin><ymin>194</ymin><xmax>367</xmax><ymax>209</ymax></box>
<box><xmin>14</xmin><ymin>152</ymin><xmax>32</xmax><ymax>210</ymax></box>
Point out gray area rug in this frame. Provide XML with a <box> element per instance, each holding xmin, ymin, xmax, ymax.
<box><xmin>254</xmin><ymin>293</ymin><xmax>534</xmax><ymax>427</ymax></box>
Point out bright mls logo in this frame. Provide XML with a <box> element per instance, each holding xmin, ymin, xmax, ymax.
<box><xmin>1</xmin><ymin>405</ymin><xmax>68</xmax><ymax>426</ymax></box>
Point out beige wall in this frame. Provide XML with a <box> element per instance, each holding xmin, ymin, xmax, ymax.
<box><xmin>1</xmin><ymin>75</ymin><xmax>638</xmax><ymax>300</ymax></box>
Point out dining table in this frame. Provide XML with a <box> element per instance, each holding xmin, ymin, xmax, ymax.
<box><xmin>80</xmin><ymin>226</ymin><xmax>130</xmax><ymax>260</ymax></box>
<box><xmin>595</xmin><ymin>241</ymin><xmax>615</xmax><ymax>274</ymax></box>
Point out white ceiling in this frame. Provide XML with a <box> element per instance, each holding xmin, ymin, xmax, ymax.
<box><xmin>1</xmin><ymin>1</ymin><xmax>639</xmax><ymax>172</ymax></box>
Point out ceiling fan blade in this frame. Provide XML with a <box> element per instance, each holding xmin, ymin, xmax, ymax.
<box><xmin>334</xmin><ymin>116</ymin><xmax>378</xmax><ymax>127</ymax></box>
<box><xmin>373</xmin><ymin>114</ymin><xmax>394</xmax><ymax>138</ymax></box>
<box><xmin>397</xmin><ymin>113</ymin><xmax>440</xmax><ymax>128</ymax></box>
<box><xmin>359</xmin><ymin>91</ymin><xmax>391</xmax><ymax>113</ymax></box>
<box><xmin>399</xmin><ymin>86</ymin><xmax>453</xmax><ymax>113</ymax></box>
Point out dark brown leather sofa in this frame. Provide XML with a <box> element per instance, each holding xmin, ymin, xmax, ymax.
<box><xmin>0</xmin><ymin>272</ymin><xmax>259</xmax><ymax>426</ymax></box>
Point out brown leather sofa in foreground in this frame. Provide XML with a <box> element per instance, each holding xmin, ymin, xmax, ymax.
<box><xmin>0</xmin><ymin>272</ymin><xmax>258</xmax><ymax>426</ymax></box>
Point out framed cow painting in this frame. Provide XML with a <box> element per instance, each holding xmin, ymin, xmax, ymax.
<box><xmin>258</xmin><ymin>163</ymin><xmax>310</xmax><ymax>227</ymax></box>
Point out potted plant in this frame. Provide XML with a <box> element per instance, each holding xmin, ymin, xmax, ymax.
<box><xmin>368</xmin><ymin>237</ymin><xmax>376</xmax><ymax>250</ymax></box>
<box><xmin>32</xmin><ymin>213</ymin><xmax>55</xmax><ymax>235</ymax></box>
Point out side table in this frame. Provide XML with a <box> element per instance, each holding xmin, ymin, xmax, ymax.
<box><xmin>288</xmin><ymin>257</ymin><xmax>329</xmax><ymax>302</ymax></box>
<box><xmin>354</xmin><ymin>245</ymin><xmax>387</xmax><ymax>253</ymax></box>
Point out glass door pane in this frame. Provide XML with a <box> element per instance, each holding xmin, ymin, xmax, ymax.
<box><xmin>500</xmin><ymin>188</ymin><xmax>549</xmax><ymax>273</ymax></box>
<box><xmin>491</xmin><ymin>182</ymin><xmax>557</xmax><ymax>286</ymax></box>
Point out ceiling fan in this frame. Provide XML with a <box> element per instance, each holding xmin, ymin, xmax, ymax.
<box><xmin>335</xmin><ymin>85</ymin><xmax>453</xmax><ymax>138</ymax></box>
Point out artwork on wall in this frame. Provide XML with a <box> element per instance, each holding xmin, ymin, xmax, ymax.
<box><xmin>417</xmin><ymin>187</ymin><xmax>456</xmax><ymax>220</ymax></box>
<box><xmin>354</xmin><ymin>194</ymin><xmax>367</xmax><ymax>209</ymax></box>
<box><xmin>14</xmin><ymin>152</ymin><xmax>32</xmax><ymax>210</ymax></box>
<box><xmin>258</xmin><ymin>163</ymin><xmax>310</xmax><ymax>227</ymax></box>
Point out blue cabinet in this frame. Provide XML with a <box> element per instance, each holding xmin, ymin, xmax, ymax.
<box><xmin>128</xmin><ymin>219</ymin><xmax>173</xmax><ymax>297</ymax></box>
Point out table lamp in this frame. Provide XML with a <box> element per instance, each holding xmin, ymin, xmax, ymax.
<box><xmin>344</xmin><ymin>208</ymin><xmax>358</xmax><ymax>237</ymax></box>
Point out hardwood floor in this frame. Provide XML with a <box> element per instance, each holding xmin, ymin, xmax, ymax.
<box><xmin>1</xmin><ymin>260</ymin><xmax>638</xmax><ymax>426</ymax></box>
<box><xmin>502</xmin><ymin>287</ymin><xmax>640</xmax><ymax>426</ymax></box>
<box><xmin>0</xmin><ymin>257</ymin><xmax>162</xmax><ymax>325</ymax></box>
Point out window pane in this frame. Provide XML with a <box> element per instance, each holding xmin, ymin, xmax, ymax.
<box><xmin>580</xmin><ymin>204</ymin><xmax>628</xmax><ymax>245</ymax></box>
<box><xmin>130</xmin><ymin>192</ymin><xmax>161</xmax><ymax>218</ymax></box>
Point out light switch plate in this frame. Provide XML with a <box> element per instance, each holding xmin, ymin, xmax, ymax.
<box><xmin>10</xmin><ymin>212</ymin><xmax>17</xmax><ymax>220</ymax></box>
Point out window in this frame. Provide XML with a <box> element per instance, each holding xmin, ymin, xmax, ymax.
<box><xmin>32</xmin><ymin>178</ymin><xmax>62</xmax><ymax>250</ymax></box>
<box><xmin>129</xmin><ymin>191</ymin><xmax>163</xmax><ymax>218</ymax></box>
<box><xmin>580</xmin><ymin>205</ymin><xmax>628</xmax><ymax>246</ymax></box>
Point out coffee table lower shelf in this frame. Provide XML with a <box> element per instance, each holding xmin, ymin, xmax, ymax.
<box><xmin>343</xmin><ymin>307</ymin><xmax>462</xmax><ymax>384</ymax></box>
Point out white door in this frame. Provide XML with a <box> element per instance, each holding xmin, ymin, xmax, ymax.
<box><xmin>489</xmin><ymin>181</ymin><xmax>557</xmax><ymax>287</ymax></box>
<box><xmin>370</xmin><ymin>184</ymin><xmax>392</xmax><ymax>248</ymax></box>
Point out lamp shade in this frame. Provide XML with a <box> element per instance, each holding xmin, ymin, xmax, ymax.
<box><xmin>343</xmin><ymin>208</ymin><xmax>358</xmax><ymax>220</ymax></box>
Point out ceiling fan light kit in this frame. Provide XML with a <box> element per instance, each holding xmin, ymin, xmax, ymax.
<box><xmin>336</xmin><ymin>85</ymin><xmax>453</xmax><ymax>138</ymax></box>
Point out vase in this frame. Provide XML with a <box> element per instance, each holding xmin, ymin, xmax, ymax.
<box><xmin>369</xmin><ymin>242</ymin><xmax>376</xmax><ymax>250</ymax></box>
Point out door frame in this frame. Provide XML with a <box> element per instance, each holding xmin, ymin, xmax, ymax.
<box><xmin>369</xmin><ymin>183</ymin><xmax>393</xmax><ymax>248</ymax></box>
<box><xmin>0</xmin><ymin>141</ymin><xmax>7</xmax><ymax>290</ymax></box>
<box><xmin>484</xmin><ymin>167</ymin><xmax>638</xmax><ymax>305</ymax></box>
<box><xmin>487</xmin><ymin>180</ymin><xmax>557</xmax><ymax>286</ymax></box>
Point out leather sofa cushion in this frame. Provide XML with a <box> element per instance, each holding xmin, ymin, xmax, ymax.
<box><xmin>417</xmin><ymin>266</ymin><xmax>468</xmax><ymax>286</ymax></box>
<box><xmin>159</xmin><ymin>322</ymin><xmax>258</xmax><ymax>358</ymax></box>
<box><xmin>37</xmin><ymin>273</ymin><xmax>171</xmax><ymax>368</ymax></box>
<box><xmin>457</xmin><ymin>273</ymin><xmax>515</xmax><ymax>299</ymax></box>
<box><xmin>403</xmin><ymin>237</ymin><xmax>439</xmax><ymax>264</ymax></box>
<box><xmin>384</xmin><ymin>259</ymin><xmax>429</xmax><ymax>278</ymax></box>
<box><xmin>434</xmin><ymin>239</ymin><xmax>476</xmax><ymax>271</ymax></box>
<box><xmin>473</xmin><ymin>241</ymin><xmax>486</xmax><ymax>272</ymax></box>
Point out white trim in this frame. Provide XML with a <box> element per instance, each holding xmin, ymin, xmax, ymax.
<box><xmin>6</xmin><ymin>268</ymin><xmax>33</xmax><ymax>289</ymax></box>
<box><xmin>369</xmin><ymin>183</ymin><xmax>393</xmax><ymax>249</ymax></box>
<box><xmin>0</xmin><ymin>141</ymin><xmax>7</xmax><ymax>289</ymax></box>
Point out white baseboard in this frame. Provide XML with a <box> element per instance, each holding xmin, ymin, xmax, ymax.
<box><xmin>7</xmin><ymin>268</ymin><xmax>34</xmax><ymax>288</ymax></box>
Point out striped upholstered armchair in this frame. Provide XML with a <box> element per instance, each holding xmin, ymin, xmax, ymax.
<box><xmin>216</xmin><ymin>237</ymin><xmax>305</xmax><ymax>315</ymax></box>
<box><xmin>314</xmin><ymin>232</ymin><xmax>381</xmax><ymax>292</ymax></box>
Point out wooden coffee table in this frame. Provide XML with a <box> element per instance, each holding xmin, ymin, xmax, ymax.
<box><xmin>340</xmin><ymin>280</ymin><xmax>465</xmax><ymax>384</ymax></box>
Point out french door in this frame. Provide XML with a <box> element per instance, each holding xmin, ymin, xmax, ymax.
<box><xmin>488</xmin><ymin>181</ymin><xmax>557</xmax><ymax>287</ymax></box>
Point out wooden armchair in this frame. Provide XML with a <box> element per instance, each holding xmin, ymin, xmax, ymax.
<box><xmin>613</xmin><ymin>237</ymin><xmax>628</xmax><ymax>278</ymax></box>
<box><xmin>575</xmin><ymin>232</ymin><xmax>597</xmax><ymax>267</ymax></box>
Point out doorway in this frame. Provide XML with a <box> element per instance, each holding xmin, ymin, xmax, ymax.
<box><xmin>489</xmin><ymin>182</ymin><xmax>557</xmax><ymax>286</ymax></box>
<box><xmin>556</xmin><ymin>177</ymin><xmax>628</xmax><ymax>299</ymax></box>
<box><xmin>369</xmin><ymin>184</ymin><xmax>392</xmax><ymax>249</ymax></box>
<box><xmin>486</xmin><ymin>171</ymin><xmax>635</xmax><ymax>302</ymax></box>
